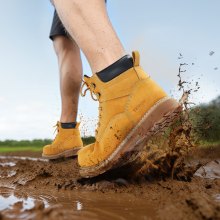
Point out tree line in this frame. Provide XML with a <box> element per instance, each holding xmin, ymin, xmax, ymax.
<box><xmin>191</xmin><ymin>95</ymin><xmax>220</xmax><ymax>143</ymax></box>
<box><xmin>0</xmin><ymin>137</ymin><xmax>95</xmax><ymax>147</ymax></box>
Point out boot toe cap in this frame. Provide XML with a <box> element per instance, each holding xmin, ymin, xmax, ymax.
<box><xmin>42</xmin><ymin>145</ymin><xmax>56</xmax><ymax>156</ymax></box>
<box><xmin>78</xmin><ymin>143</ymin><xmax>96</xmax><ymax>167</ymax></box>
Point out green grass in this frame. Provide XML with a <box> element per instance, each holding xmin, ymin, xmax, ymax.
<box><xmin>198</xmin><ymin>140</ymin><xmax>220</xmax><ymax>148</ymax></box>
<box><xmin>0</xmin><ymin>146</ymin><xmax>42</xmax><ymax>153</ymax></box>
<box><xmin>0</xmin><ymin>137</ymin><xmax>95</xmax><ymax>153</ymax></box>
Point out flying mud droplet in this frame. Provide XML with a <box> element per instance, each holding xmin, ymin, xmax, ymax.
<box><xmin>209</xmin><ymin>51</ymin><xmax>215</xmax><ymax>56</ymax></box>
<box><xmin>178</xmin><ymin>53</ymin><xmax>183</xmax><ymax>59</ymax></box>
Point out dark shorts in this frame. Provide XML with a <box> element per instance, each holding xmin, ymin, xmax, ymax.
<box><xmin>49</xmin><ymin>1</ymin><xmax>107</xmax><ymax>41</ymax></box>
<box><xmin>49</xmin><ymin>10</ymin><xmax>68</xmax><ymax>41</ymax></box>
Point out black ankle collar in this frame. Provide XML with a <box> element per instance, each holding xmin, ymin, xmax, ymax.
<box><xmin>61</xmin><ymin>122</ymin><xmax>77</xmax><ymax>129</ymax></box>
<box><xmin>97</xmin><ymin>54</ymin><xmax>133</xmax><ymax>82</ymax></box>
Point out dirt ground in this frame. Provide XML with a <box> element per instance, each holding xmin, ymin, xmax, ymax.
<box><xmin>0</xmin><ymin>146</ymin><xmax>220</xmax><ymax>220</ymax></box>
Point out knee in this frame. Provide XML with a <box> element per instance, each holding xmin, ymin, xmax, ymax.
<box><xmin>53</xmin><ymin>36</ymin><xmax>75</xmax><ymax>58</ymax></box>
<box><xmin>53</xmin><ymin>36</ymin><xmax>82</xmax><ymax>82</ymax></box>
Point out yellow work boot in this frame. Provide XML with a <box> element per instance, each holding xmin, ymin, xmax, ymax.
<box><xmin>42</xmin><ymin>122</ymin><xmax>83</xmax><ymax>159</ymax></box>
<box><xmin>78</xmin><ymin>51</ymin><xmax>182</xmax><ymax>177</ymax></box>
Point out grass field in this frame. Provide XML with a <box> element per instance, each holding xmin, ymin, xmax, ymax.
<box><xmin>0</xmin><ymin>146</ymin><xmax>43</xmax><ymax>153</ymax></box>
<box><xmin>198</xmin><ymin>140</ymin><xmax>220</xmax><ymax>148</ymax></box>
<box><xmin>0</xmin><ymin>137</ymin><xmax>95</xmax><ymax>153</ymax></box>
<box><xmin>1</xmin><ymin>140</ymin><xmax>219</xmax><ymax>153</ymax></box>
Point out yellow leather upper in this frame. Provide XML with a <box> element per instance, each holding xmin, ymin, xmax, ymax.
<box><xmin>43</xmin><ymin>122</ymin><xmax>83</xmax><ymax>156</ymax></box>
<box><xmin>78</xmin><ymin>51</ymin><xmax>167</xmax><ymax>167</ymax></box>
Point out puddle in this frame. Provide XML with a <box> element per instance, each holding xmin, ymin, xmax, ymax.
<box><xmin>0</xmin><ymin>170</ymin><xmax>17</xmax><ymax>179</ymax></box>
<box><xmin>194</xmin><ymin>159</ymin><xmax>220</xmax><ymax>179</ymax></box>
<box><xmin>1</xmin><ymin>189</ymin><xmax>37</xmax><ymax>211</ymax></box>
<box><xmin>0</xmin><ymin>162</ymin><xmax>16</xmax><ymax>167</ymax></box>
<box><xmin>0</xmin><ymin>156</ymin><xmax>48</xmax><ymax>162</ymax></box>
<box><xmin>0</xmin><ymin>188</ymin><xmax>50</xmax><ymax>211</ymax></box>
<box><xmin>0</xmin><ymin>161</ymin><xmax>17</xmax><ymax>179</ymax></box>
<box><xmin>214</xmin><ymin>194</ymin><xmax>220</xmax><ymax>203</ymax></box>
<box><xmin>48</xmin><ymin>191</ymin><xmax>157</xmax><ymax>220</ymax></box>
<box><xmin>0</xmin><ymin>187</ymin><xmax>157</xmax><ymax>220</ymax></box>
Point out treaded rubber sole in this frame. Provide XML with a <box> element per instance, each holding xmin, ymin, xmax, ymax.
<box><xmin>79</xmin><ymin>97</ymin><xmax>183</xmax><ymax>178</ymax></box>
<box><xmin>42</xmin><ymin>147</ymin><xmax>82</xmax><ymax>160</ymax></box>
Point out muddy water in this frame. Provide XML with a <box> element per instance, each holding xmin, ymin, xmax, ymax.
<box><xmin>0</xmin><ymin>157</ymin><xmax>157</xmax><ymax>219</ymax></box>
<box><xmin>194</xmin><ymin>159</ymin><xmax>220</xmax><ymax>209</ymax></box>
<box><xmin>194</xmin><ymin>159</ymin><xmax>220</xmax><ymax>179</ymax></box>
<box><xmin>1</xmin><ymin>153</ymin><xmax>220</xmax><ymax>220</ymax></box>
<box><xmin>0</xmin><ymin>187</ymin><xmax>156</xmax><ymax>220</ymax></box>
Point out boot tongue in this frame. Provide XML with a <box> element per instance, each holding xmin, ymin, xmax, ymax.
<box><xmin>83</xmin><ymin>75</ymin><xmax>92</xmax><ymax>84</ymax></box>
<box><xmin>83</xmin><ymin>74</ymin><xmax>102</xmax><ymax>89</ymax></box>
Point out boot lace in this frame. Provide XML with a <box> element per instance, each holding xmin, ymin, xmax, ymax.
<box><xmin>80</xmin><ymin>81</ymin><xmax>101</xmax><ymax>101</ymax></box>
<box><xmin>52</xmin><ymin>121</ymin><xmax>60</xmax><ymax>142</ymax></box>
<box><xmin>80</xmin><ymin>81</ymin><xmax>102</xmax><ymax>136</ymax></box>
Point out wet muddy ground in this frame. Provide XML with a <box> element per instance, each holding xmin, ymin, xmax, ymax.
<box><xmin>0</xmin><ymin>147</ymin><xmax>220</xmax><ymax>220</ymax></box>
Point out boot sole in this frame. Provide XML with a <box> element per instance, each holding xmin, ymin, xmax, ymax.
<box><xmin>80</xmin><ymin>97</ymin><xmax>183</xmax><ymax>178</ymax></box>
<box><xmin>42</xmin><ymin>147</ymin><xmax>82</xmax><ymax>160</ymax></box>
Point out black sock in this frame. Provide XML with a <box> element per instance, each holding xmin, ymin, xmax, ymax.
<box><xmin>61</xmin><ymin>122</ymin><xmax>77</xmax><ymax>129</ymax></box>
<box><xmin>97</xmin><ymin>54</ymin><xmax>133</xmax><ymax>82</ymax></box>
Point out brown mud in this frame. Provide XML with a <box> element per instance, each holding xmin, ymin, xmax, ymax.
<box><xmin>0</xmin><ymin>147</ymin><xmax>220</xmax><ymax>220</ymax></box>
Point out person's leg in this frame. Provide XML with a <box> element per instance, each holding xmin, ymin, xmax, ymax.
<box><xmin>53</xmin><ymin>36</ymin><xmax>82</xmax><ymax>123</ymax></box>
<box><xmin>53</xmin><ymin>0</ymin><xmax>125</xmax><ymax>73</ymax></box>
<box><xmin>53</xmin><ymin>0</ymin><xmax>182</xmax><ymax>177</ymax></box>
<box><xmin>42</xmin><ymin>11</ymin><xmax>83</xmax><ymax>159</ymax></box>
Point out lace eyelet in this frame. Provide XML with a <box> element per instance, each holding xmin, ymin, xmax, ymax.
<box><xmin>96</xmin><ymin>93</ymin><xmax>101</xmax><ymax>99</ymax></box>
<box><xmin>91</xmin><ymin>83</ymin><xmax>96</xmax><ymax>89</ymax></box>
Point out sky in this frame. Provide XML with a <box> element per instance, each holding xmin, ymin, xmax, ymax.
<box><xmin>0</xmin><ymin>0</ymin><xmax>219</xmax><ymax>140</ymax></box>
